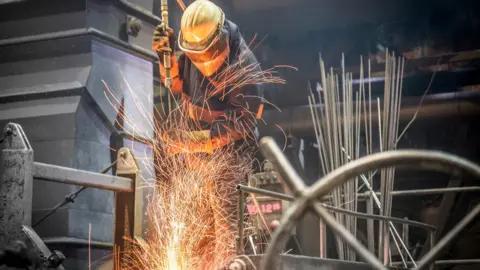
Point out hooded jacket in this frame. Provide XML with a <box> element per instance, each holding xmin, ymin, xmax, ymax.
<box><xmin>159</xmin><ymin>20</ymin><xmax>264</xmax><ymax>147</ymax></box>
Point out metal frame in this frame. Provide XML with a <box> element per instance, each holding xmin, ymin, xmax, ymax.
<box><xmin>33</xmin><ymin>162</ymin><xmax>133</xmax><ymax>192</ymax></box>
<box><xmin>0</xmin><ymin>123</ymin><xmax>142</xmax><ymax>269</ymax></box>
<box><xmin>237</xmin><ymin>185</ymin><xmax>436</xmax><ymax>231</ymax></box>
<box><xmin>257</xmin><ymin>137</ymin><xmax>480</xmax><ymax>270</ymax></box>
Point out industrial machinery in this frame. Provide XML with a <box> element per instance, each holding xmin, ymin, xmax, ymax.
<box><xmin>238</xmin><ymin>137</ymin><xmax>480</xmax><ymax>270</ymax></box>
<box><xmin>246</xmin><ymin>161</ymin><xmax>289</xmax><ymax>233</ymax></box>
<box><xmin>0</xmin><ymin>123</ymin><xmax>143</xmax><ymax>269</ymax></box>
<box><xmin>2</xmin><ymin>1</ymin><xmax>480</xmax><ymax>269</ymax></box>
<box><xmin>1</xmin><ymin>126</ymin><xmax>480</xmax><ymax>270</ymax></box>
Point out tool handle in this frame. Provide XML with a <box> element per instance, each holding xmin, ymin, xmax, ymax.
<box><xmin>160</xmin><ymin>0</ymin><xmax>172</xmax><ymax>88</ymax></box>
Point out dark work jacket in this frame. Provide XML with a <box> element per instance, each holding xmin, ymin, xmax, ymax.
<box><xmin>174</xmin><ymin>20</ymin><xmax>264</xmax><ymax>142</ymax></box>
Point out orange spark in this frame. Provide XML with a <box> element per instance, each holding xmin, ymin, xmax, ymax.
<box><xmin>100</xmin><ymin>36</ymin><xmax>293</xmax><ymax>269</ymax></box>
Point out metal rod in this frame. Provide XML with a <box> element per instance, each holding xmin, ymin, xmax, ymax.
<box><xmin>343</xmin><ymin>147</ymin><xmax>414</xmax><ymax>266</ymax></box>
<box><xmin>403</xmin><ymin>217</ymin><xmax>410</xmax><ymax>260</ymax></box>
<box><xmin>33</xmin><ymin>162</ymin><xmax>133</xmax><ymax>192</ymax></box>
<box><xmin>393</xmin><ymin>259</ymin><xmax>480</xmax><ymax>266</ymax></box>
<box><xmin>260</xmin><ymin>91</ymin><xmax>480</xmax><ymax>138</ymax></box>
<box><xmin>414</xmin><ymin>204</ymin><xmax>480</xmax><ymax>270</ymax></box>
<box><xmin>32</xmin><ymin>161</ymin><xmax>120</xmax><ymax>228</ymax></box>
<box><xmin>237</xmin><ymin>185</ymin><xmax>435</xmax><ymax>231</ymax></box>
<box><xmin>311</xmin><ymin>204</ymin><xmax>387</xmax><ymax>270</ymax></box>
<box><xmin>43</xmin><ymin>237</ymin><xmax>113</xmax><ymax>249</ymax></box>
<box><xmin>251</xmin><ymin>192</ymin><xmax>272</xmax><ymax>235</ymax></box>
<box><xmin>319</xmin><ymin>220</ymin><xmax>326</xmax><ymax>258</ymax></box>
<box><xmin>366</xmin><ymin>197</ymin><xmax>375</xmax><ymax>252</ymax></box>
<box><xmin>161</xmin><ymin>0</ymin><xmax>172</xmax><ymax>89</ymax></box>
<box><xmin>390</xmin><ymin>186</ymin><xmax>480</xmax><ymax>196</ymax></box>
<box><xmin>323</xmin><ymin>186</ymin><xmax>480</xmax><ymax>201</ymax></box>
<box><xmin>429</xmin><ymin>230</ymin><xmax>435</xmax><ymax>270</ymax></box>
<box><xmin>238</xmin><ymin>183</ymin><xmax>480</xmax><ymax>201</ymax></box>
<box><xmin>237</xmin><ymin>189</ymin><xmax>245</xmax><ymax>255</ymax></box>
<box><xmin>435</xmin><ymin>259</ymin><xmax>480</xmax><ymax>265</ymax></box>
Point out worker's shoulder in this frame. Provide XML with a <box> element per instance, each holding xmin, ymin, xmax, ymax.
<box><xmin>225</xmin><ymin>19</ymin><xmax>241</xmax><ymax>40</ymax></box>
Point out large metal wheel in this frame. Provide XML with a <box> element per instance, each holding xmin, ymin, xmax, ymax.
<box><xmin>258</xmin><ymin>137</ymin><xmax>480</xmax><ymax>270</ymax></box>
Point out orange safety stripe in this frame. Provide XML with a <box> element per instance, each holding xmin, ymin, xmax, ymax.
<box><xmin>256</xmin><ymin>103</ymin><xmax>264</xmax><ymax>119</ymax></box>
<box><xmin>181</xmin><ymin>93</ymin><xmax>223</xmax><ymax>124</ymax></box>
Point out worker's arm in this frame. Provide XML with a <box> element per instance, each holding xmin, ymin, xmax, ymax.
<box><xmin>153</xmin><ymin>23</ymin><xmax>184</xmax><ymax>94</ymax></box>
<box><xmin>209</xmin><ymin>38</ymin><xmax>264</xmax><ymax>149</ymax></box>
<box><xmin>210</xmin><ymin>85</ymin><xmax>263</xmax><ymax>149</ymax></box>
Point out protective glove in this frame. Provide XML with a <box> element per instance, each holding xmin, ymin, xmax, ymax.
<box><xmin>162</xmin><ymin>130</ymin><xmax>215</xmax><ymax>155</ymax></box>
<box><xmin>186</xmin><ymin>130</ymin><xmax>211</xmax><ymax>142</ymax></box>
<box><xmin>152</xmin><ymin>23</ymin><xmax>176</xmax><ymax>60</ymax></box>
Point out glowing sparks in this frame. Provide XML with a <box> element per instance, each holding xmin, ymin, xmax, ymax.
<box><xmin>101</xmin><ymin>38</ymin><xmax>291</xmax><ymax>269</ymax></box>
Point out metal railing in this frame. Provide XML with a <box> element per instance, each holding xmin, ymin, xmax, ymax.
<box><xmin>0</xmin><ymin>123</ymin><xmax>143</xmax><ymax>269</ymax></box>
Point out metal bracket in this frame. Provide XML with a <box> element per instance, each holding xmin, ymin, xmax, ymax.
<box><xmin>1</xmin><ymin>122</ymin><xmax>31</xmax><ymax>150</ymax></box>
<box><xmin>113</xmin><ymin>147</ymin><xmax>141</xmax><ymax>269</ymax></box>
<box><xmin>126</xmin><ymin>15</ymin><xmax>142</xmax><ymax>37</ymax></box>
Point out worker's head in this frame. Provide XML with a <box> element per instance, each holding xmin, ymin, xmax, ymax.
<box><xmin>178</xmin><ymin>0</ymin><xmax>229</xmax><ymax>77</ymax></box>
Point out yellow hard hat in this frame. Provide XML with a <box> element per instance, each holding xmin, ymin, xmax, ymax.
<box><xmin>179</xmin><ymin>0</ymin><xmax>224</xmax><ymax>51</ymax></box>
<box><xmin>178</xmin><ymin>0</ymin><xmax>229</xmax><ymax>77</ymax></box>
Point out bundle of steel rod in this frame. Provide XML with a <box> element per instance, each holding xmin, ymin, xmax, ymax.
<box><xmin>308</xmin><ymin>52</ymin><xmax>411</xmax><ymax>266</ymax></box>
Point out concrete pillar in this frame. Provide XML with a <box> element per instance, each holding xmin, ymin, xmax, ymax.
<box><xmin>0</xmin><ymin>123</ymin><xmax>34</xmax><ymax>245</ymax></box>
<box><xmin>0</xmin><ymin>1</ymin><xmax>156</xmax><ymax>268</ymax></box>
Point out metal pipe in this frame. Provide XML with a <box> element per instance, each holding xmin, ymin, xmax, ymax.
<box><xmin>393</xmin><ymin>259</ymin><xmax>480</xmax><ymax>266</ymax></box>
<box><xmin>160</xmin><ymin>0</ymin><xmax>172</xmax><ymax>89</ymax></box>
<box><xmin>402</xmin><ymin>217</ymin><xmax>410</xmax><ymax>261</ymax></box>
<box><xmin>33</xmin><ymin>162</ymin><xmax>134</xmax><ymax>192</ymax></box>
<box><xmin>326</xmin><ymin>186</ymin><xmax>480</xmax><ymax>201</ymax></box>
<box><xmin>259</xmin><ymin>91</ymin><xmax>480</xmax><ymax>137</ymax></box>
<box><xmin>43</xmin><ymin>237</ymin><xmax>113</xmax><ymax>249</ymax></box>
<box><xmin>238</xmin><ymin>185</ymin><xmax>436</xmax><ymax>231</ymax></box>
<box><xmin>435</xmin><ymin>259</ymin><xmax>480</xmax><ymax>265</ymax></box>
<box><xmin>390</xmin><ymin>186</ymin><xmax>480</xmax><ymax>196</ymax></box>
<box><xmin>33</xmin><ymin>161</ymin><xmax>119</xmax><ymax>228</ymax></box>
<box><xmin>414</xmin><ymin>204</ymin><xmax>480</xmax><ymax>270</ymax></box>
<box><xmin>236</xmin><ymin>189</ymin><xmax>245</xmax><ymax>255</ymax></box>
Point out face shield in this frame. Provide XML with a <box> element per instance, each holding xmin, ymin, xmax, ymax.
<box><xmin>178</xmin><ymin>17</ymin><xmax>230</xmax><ymax>77</ymax></box>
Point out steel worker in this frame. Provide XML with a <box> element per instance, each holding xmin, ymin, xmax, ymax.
<box><xmin>152</xmin><ymin>0</ymin><xmax>263</xmax><ymax>263</ymax></box>
<box><xmin>152</xmin><ymin>0</ymin><xmax>264</xmax><ymax>155</ymax></box>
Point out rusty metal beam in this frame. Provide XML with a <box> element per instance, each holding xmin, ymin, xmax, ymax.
<box><xmin>33</xmin><ymin>162</ymin><xmax>133</xmax><ymax>192</ymax></box>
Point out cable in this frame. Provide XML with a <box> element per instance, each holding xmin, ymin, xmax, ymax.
<box><xmin>32</xmin><ymin>161</ymin><xmax>117</xmax><ymax>228</ymax></box>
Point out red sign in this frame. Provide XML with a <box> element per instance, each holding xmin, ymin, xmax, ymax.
<box><xmin>247</xmin><ymin>201</ymin><xmax>282</xmax><ymax>215</ymax></box>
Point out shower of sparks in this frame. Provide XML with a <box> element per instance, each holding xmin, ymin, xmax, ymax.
<box><xmin>102</xmin><ymin>43</ymin><xmax>292</xmax><ymax>269</ymax></box>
